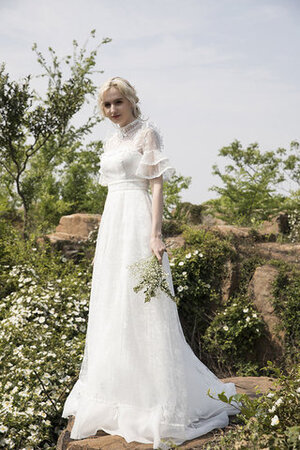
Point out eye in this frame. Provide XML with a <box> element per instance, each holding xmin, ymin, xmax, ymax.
<box><xmin>116</xmin><ymin>100</ymin><xmax>123</xmax><ymax>104</ymax></box>
<box><xmin>104</xmin><ymin>102</ymin><xmax>111</xmax><ymax>108</ymax></box>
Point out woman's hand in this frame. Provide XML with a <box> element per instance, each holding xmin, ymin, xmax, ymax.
<box><xmin>150</xmin><ymin>236</ymin><xmax>166</xmax><ymax>264</ymax></box>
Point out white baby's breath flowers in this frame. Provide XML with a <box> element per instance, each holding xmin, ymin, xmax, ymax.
<box><xmin>128</xmin><ymin>255</ymin><xmax>177</xmax><ymax>304</ymax></box>
<box><xmin>193</xmin><ymin>250</ymin><xmax>199</xmax><ymax>255</ymax></box>
<box><xmin>268</xmin><ymin>405</ymin><xmax>276</xmax><ymax>413</ymax></box>
<box><xmin>246</xmin><ymin>316</ymin><xmax>250</xmax><ymax>322</ymax></box>
<box><xmin>267</xmin><ymin>392</ymin><xmax>275</xmax><ymax>398</ymax></box>
<box><xmin>178</xmin><ymin>261</ymin><xmax>184</xmax><ymax>266</ymax></box>
<box><xmin>252</xmin><ymin>313</ymin><xmax>257</xmax><ymax>318</ymax></box>
<box><xmin>185</xmin><ymin>253</ymin><xmax>192</xmax><ymax>259</ymax></box>
<box><xmin>243</xmin><ymin>308</ymin><xmax>249</xmax><ymax>313</ymax></box>
<box><xmin>275</xmin><ymin>398</ymin><xmax>283</xmax><ymax>407</ymax></box>
<box><xmin>271</xmin><ymin>415</ymin><xmax>279</xmax><ymax>426</ymax></box>
<box><xmin>223</xmin><ymin>325</ymin><xmax>229</xmax><ymax>331</ymax></box>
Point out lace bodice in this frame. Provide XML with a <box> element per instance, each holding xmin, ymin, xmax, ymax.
<box><xmin>98</xmin><ymin>119</ymin><xmax>175</xmax><ymax>186</ymax></box>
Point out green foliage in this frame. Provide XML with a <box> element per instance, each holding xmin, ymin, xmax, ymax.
<box><xmin>272</xmin><ymin>265</ymin><xmax>300</xmax><ymax>363</ymax></box>
<box><xmin>0</xmin><ymin>221</ymin><xmax>93</xmax><ymax>448</ymax></box>
<box><xmin>170</xmin><ymin>227</ymin><xmax>235</xmax><ymax>349</ymax></box>
<box><xmin>162</xmin><ymin>174</ymin><xmax>192</xmax><ymax>220</ymax></box>
<box><xmin>162</xmin><ymin>218</ymin><xmax>184</xmax><ymax>237</ymax></box>
<box><xmin>210</xmin><ymin>139</ymin><xmax>300</xmax><ymax>226</ymax></box>
<box><xmin>172</xmin><ymin>201</ymin><xmax>203</xmax><ymax>225</ymax></box>
<box><xmin>0</xmin><ymin>31</ymin><xmax>111</xmax><ymax>237</ymax></box>
<box><xmin>212</xmin><ymin>362</ymin><xmax>300</xmax><ymax>449</ymax></box>
<box><xmin>237</xmin><ymin>255</ymin><xmax>266</xmax><ymax>295</ymax></box>
<box><xmin>203</xmin><ymin>297</ymin><xmax>265</xmax><ymax>372</ymax></box>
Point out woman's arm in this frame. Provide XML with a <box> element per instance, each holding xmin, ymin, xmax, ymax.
<box><xmin>150</xmin><ymin>175</ymin><xmax>166</xmax><ymax>264</ymax></box>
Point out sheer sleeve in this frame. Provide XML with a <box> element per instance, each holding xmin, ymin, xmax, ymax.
<box><xmin>135</xmin><ymin>124</ymin><xmax>175</xmax><ymax>182</ymax></box>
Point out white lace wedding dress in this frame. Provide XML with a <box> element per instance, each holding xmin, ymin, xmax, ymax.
<box><xmin>61</xmin><ymin>118</ymin><xmax>238</xmax><ymax>449</ymax></box>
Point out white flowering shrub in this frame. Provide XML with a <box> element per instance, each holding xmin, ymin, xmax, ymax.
<box><xmin>287</xmin><ymin>209</ymin><xmax>300</xmax><ymax>243</ymax></box>
<box><xmin>202</xmin><ymin>297</ymin><xmax>265</xmax><ymax>373</ymax></box>
<box><xmin>209</xmin><ymin>362</ymin><xmax>300</xmax><ymax>449</ymax></box>
<box><xmin>0</xmin><ymin>221</ymin><xmax>93</xmax><ymax>449</ymax></box>
<box><xmin>169</xmin><ymin>227</ymin><xmax>235</xmax><ymax>342</ymax></box>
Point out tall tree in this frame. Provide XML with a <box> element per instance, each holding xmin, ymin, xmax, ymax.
<box><xmin>0</xmin><ymin>30</ymin><xmax>111</xmax><ymax>237</ymax></box>
<box><xmin>210</xmin><ymin>140</ymin><xmax>287</xmax><ymax>225</ymax></box>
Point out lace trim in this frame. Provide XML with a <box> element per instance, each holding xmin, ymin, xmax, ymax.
<box><xmin>117</xmin><ymin>118</ymin><xmax>144</xmax><ymax>138</ymax></box>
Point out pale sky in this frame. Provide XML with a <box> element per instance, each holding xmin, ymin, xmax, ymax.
<box><xmin>1</xmin><ymin>0</ymin><xmax>299</xmax><ymax>204</ymax></box>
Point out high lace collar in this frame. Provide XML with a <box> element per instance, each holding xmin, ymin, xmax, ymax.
<box><xmin>118</xmin><ymin>118</ymin><xmax>143</xmax><ymax>138</ymax></box>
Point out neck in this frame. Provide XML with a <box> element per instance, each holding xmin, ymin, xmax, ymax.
<box><xmin>120</xmin><ymin>117</ymin><xmax>138</xmax><ymax>128</ymax></box>
<box><xmin>118</xmin><ymin>117</ymin><xmax>142</xmax><ymax>137</ymax></box>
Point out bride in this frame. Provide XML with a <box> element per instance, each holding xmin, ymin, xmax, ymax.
<box><xmin>61</xmin><ymin>76</ymin><xmax>238</xmax><ymax>449</ymax></box>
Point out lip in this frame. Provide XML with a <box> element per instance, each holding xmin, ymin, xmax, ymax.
<box><xmin>111</xmin><ymin>115</ymin><xmax>121</xmax><ymax>119</ymax></box>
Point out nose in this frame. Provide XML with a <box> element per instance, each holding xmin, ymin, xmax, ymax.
<box><xmin>111</xmin><ymin>103</ymin><xmax>116</xmax><ymax>114</ymax></box>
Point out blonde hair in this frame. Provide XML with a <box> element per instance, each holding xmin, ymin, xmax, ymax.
<box><xmin>98</xmin><ymin>77</ymin><xmax>141</xmax><ymax>119</ymax></box>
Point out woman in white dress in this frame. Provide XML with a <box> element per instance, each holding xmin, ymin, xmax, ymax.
<box><xmin>61</xmin><ymin>77</ymin><xmax>238</xmax><ymax>449</ymax></box>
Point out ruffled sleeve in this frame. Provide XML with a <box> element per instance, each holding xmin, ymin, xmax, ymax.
<box><xmin>135</xmin><ymin>124</ymin><xmax>175</xmax><ymax>182</ymax></box>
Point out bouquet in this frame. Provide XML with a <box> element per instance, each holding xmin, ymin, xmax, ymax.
<box><xmin>127</xmin><ymin>254</ymin><xmax>178</xmax><ymax>305</ymax></box>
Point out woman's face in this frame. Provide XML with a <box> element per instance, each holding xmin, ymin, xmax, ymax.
<box><xmin>102</xmin><ymin>87</ymin><xmax>135</xmax><ymax>127</ymax></box>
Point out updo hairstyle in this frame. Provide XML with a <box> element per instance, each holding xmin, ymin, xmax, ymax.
<box><xmin>98</xmin><ymin>77</ymin><xmax>141</xmax><ymax>119</ymax></box>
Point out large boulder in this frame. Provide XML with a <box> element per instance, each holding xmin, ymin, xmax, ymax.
<box><xmin>47</xmin><ymin>213</ymin><xmax>101</xmax><ymax>242</ymax></box>
<box><xmin>254</xmin><ymin>242</ymin><xmax>300</xmax><ymax>266</ymax></box>
<box><xmin>41</xmin><ymin>213</ymin><xmax>101</xmax><ymax>259</ymax></box>
<box><xmin>247</xmin><ymin>265</ymin><xmax>285</xmax><ymax>363</ymax></box>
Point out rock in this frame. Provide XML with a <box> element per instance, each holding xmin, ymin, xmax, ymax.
<box><xmin>47</xmin><ymin>213</ymin><xmax>101</xmax><ymax>243</ymax></box>
<box><xmin>165</xmin><ymin>235</ymin><xmax>186</xmax><ymax>250</ymax></box>
<box><xmin>254</xmin><ymin>242</ymin><xmax>300</xmax><ymax>266</ymax></box>
<box><xmin>41</xmin><ymin>213</ymin><xmax>101</xmax><ymax>259</ymax></box>
<box><xmin>259</xmin><ymin>213</ymin><xmax>290</xmax><ymax>235</ymax></box>
<box><xmin>57</xmin><ymin>377</ymin><xmax>275</xmax><ymax>450</ymax></box>
<box><xmin>247</xmin><ymin>265</ymin><xmax>285</xmax><ymax>363</ymax></box>
<box><xmin>221</xmin><ymin>261</ymin><xmax>240</xmax><ymax>303</ymax></box>
<box><xmin>257</xmin><ymin>213</ymin><xmax>290</xmax><ymax>241</ymax></box>
<box><xmin>212</xmin><ymin>224</ymin><xmax>250</xmax><ymax>239</ymax></box>
<box><xmin>221</xmin><ymin>376</ymin><xmax>275</xmax><ymax>398</ymax></box>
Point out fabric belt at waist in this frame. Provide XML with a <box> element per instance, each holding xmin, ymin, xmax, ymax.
<box><xmin>108</xmin><ymin>179</ymin><xmax>149</xmax><ymax>192</ymax></box>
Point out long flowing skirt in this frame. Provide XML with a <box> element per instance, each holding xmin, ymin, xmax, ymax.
<box><xmin>61</xmin><ymin>180</ymin><xmax>237</xmax><ymax>449</ymax></box>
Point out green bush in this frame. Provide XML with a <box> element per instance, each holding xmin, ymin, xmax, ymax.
<box><xmin>203</xmin><ymin>297</ymin><xmax>265</xmax><ymax>373</ymax></box>
<box><xmin>170</xmin><ymin>227</ymin><xmax>235</xmax><ymax>351</ymax></box>
<box><xmin>272</xmin><ymin>264</ymin><xmax>300</xmax><ymax>364</ymax></box>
